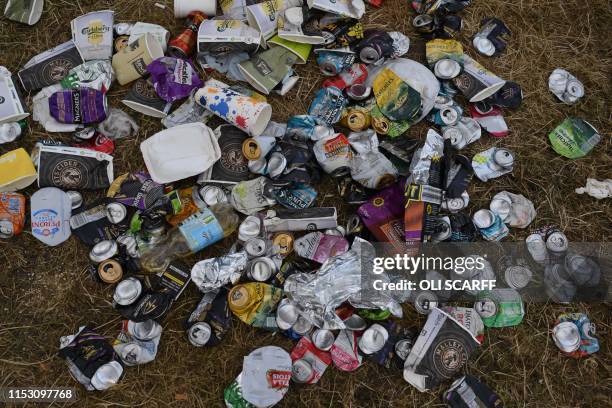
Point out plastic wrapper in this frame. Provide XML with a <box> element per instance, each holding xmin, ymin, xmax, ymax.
<box><xmin>283</xmin><ymin>237</ymin><xmax>402</xmax><ymax>329</ymax></box>
<box><xmin>147</xmin><ymin>57</ymin><xmax>204</xmax><ymax>102</ymax></box>
<box><xmin>191</xmin><ymin>251</ymin><xmax>248</xmax><ymax>292</ymax></box>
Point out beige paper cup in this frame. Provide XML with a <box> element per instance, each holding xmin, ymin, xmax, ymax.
<box><xmin>112</xmin><ymin>33</ymin><xmax>164</xmax><ymax>86</ymax></box>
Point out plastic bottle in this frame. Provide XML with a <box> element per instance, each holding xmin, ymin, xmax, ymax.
<box><xmin>140</xmin><ymin>203</ymin><xmax>239</xmax><ymax>273</ymax></box>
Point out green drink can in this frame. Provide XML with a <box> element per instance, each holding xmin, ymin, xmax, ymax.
<box><xmin>474</xmin><ymin>288</ymin><xmax>525</xmax><ymax>328</ymax></box>
<box><xmin>548</xmin><ymin>117</ymin><xmax>601</xmax><ymax>159</ymax></box>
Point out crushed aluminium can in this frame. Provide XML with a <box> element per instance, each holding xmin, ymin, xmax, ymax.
<box><xmin>444</xmin><ymin>375</ymin><xmax>502</xmax><ymax>408</ymax></box>
<box><xmin>552</xmin><ymin>313</ymin><xmax>599</xmax><ymax>358</ymax></box>
<box><xmin>548</xmin><ymin>68</ymin><xmax>584</xmax><ymax>105</ymax></box>
<box><xmin>474</xmin><ymin>289</ymin><xmax>524</xmax><ymax>328</ymax></box>
<box><xmin>548</xmin><ymin>117</ymin><xmax>601</xmax><ymax>159</ymax></box>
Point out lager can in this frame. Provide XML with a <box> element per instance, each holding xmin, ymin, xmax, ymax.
<box><xmin>340</xmin><ymin>109</ymin><xmax>371</xmax><ymax>132</ymax></box>
<box><xmin>247</xmin><ymin>257</ymin><xmax>277</xmax><ymax>282</ymax></box>
<box><xmin>292</xmin><ymin>358</ymin><xmax>315</xmax><ymax>383</ymax></box>
<box><xmin>113</xmin><ymin>277</ymin><xmax>143</xmax><ymax>306</ymax></box>
<box><xmin>272</xmin><ymin>233</ymin><xmax>294</xmax><ymax>256</ymax></box>
<box><xmin>244</xmin><ymin>237</ymin><xmax>270</xmax><ymax>258</ymax></box>
<box><xmin>89</xmin><ymin>240</ymin><xmax>119</xmax><ymax>264</ymax></box>
<box><xmin>188</xmin><ymin>322</ymin><xmax>212</xmax><ymax>347</ymax></box>
<box><xmin>98</xmin><ymin>259</ymin><xmax>123</xmax><ymax>284</ymax></box>
<box><xmin>312</xmin><ymin>329</ymin><xmax>335</xmax><ymax>351</ymax></box>
<box><xmin>106</xmin><ymin>202</ymin><xmax>128</xmax><ymax>224</ymax></box>
<box><xmin>474</xmin><ymin>288</ymin><xmax>524</xmax><ymax>328</ymax></box>
<box><xmin>358</xmin><ymin>324</ymin><xmax>389</xmax><ymax>354</ymax></box>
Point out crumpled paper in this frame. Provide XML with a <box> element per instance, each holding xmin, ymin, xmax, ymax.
<box><xmin>575</xmin><ymin>178</ymin><xmax>612</xmax><ymax>199</ymax></box>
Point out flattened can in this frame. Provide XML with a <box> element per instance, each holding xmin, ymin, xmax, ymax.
<box><xmin>247</xmin><ymin>257</ymin><xmax>277</xmax><ymax>282</ymax></box>
<box><xmin>188</xmin><ymin>322</ymin><xmax>212</xmax><ymax>347</ymax></box>
<box><xmin>272</xmin><ymin>232</ymin><xmax>294</xmax><ymax>256</ymax></box>
<box><xmin>106</xmin><ymin>202</ymin><xmax>127</xmax><ymax>224</ymax></box>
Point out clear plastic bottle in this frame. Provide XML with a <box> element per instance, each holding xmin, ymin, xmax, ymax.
<box><xmin>140</xmin><ymin>204</ymin><xmax>239</xmax><ymax>273</ymax></box>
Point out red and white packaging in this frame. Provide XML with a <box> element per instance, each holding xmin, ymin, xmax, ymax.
<box><xmin>469</xmin><ymin>104</ymin><xmax>508</xmax><ymax>138</ymax></box>
<box><xmin>330</xmin><ymin>330</ymin><xmax>363</xmax><ymax>372</ymax></box>
<box><xmin>290</xmin><ymin>336</ymin><xmax>332</xmax><ymax>384</ymax></box>
<box><xmin>322</xmin><ymin>63</ymin><xmax>368</xmax><ymax>90</ymax></box>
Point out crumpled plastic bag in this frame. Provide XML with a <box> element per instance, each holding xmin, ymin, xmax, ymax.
<box><xmin>489</xmin><ymin>191</ymin><xmax>536</xmax><ymax>228</ymax></box>
<box><xmin>191</xmin><ymin>251</ymin><xmax>248</xmax><ymax>293</ymax></box>
<box><xmin>283</xmin><ymin>237</ymin><xmax>402</xmax><ymax>330</ymax></box>
<box><xmin>575</xmin><ymin>178</ymin><xmax>612</xmax><ymax>199</ymax></box>
<box><xmin>97</xmin><ymin>108</ymin><xmax>139</xmax><ymax>139</ymax></box>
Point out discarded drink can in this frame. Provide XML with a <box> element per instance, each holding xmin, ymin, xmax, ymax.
<box><xmin>548</xmin><ymin>68</ymin><xmax>584</xmax><ymax>105</ymax></box>
<box><xmin>128</xmin><ymin>319</ymin><xmax>162</xmax><ymax>341</ymax></box>
<box><xmin>413</xmin><ymin>290</ymin><xmax>439</xmax><ymax>315</ymax></box>
<box><xmin>340</xmin><ymin>109</ymin><xmax>371</xmax><ymax>132</ymax></box>
<box><xmin>316</xmin><ymin>51</ymin><xmax>356</xmax><ymax>76</ymax></box>
<box><xmin>244</xmin><ymin>237</ymin><xmax>270</xmax><ymax>257</ymax></box>
<box><xmin>106</xmin><ymin>202</ymin><xmax>128</xmax><ymax>224</ymax></box>
<box><xmin>358</xmin><ymin>324</ymin><xmax>389</xmax><ymax>354</ymax></box>
<box><xmin>504</xmin><ymin>264</ymin><xmax>532</xmax><ymax>289</ymax></box>
<box><xmin>98</xmin><ymin>259</ymin><xmax>123</xmax><ymax>284</ymax></box>
<box><xmin>474</xmin><ymin>289</ymin><xmax>524</xmax><ymax>327</ymax></box>
<box><xmin>473</xmin><ymin>18</ymin><xmax>511</xmax><ymax>57</ymax></box>
<box><xmin>0</xmin><ymin>192</ymin><xmax>26</xmax><ymax>238</ymax></box>
<box><xmin>276</xmin><ymin>300</ymin><xmax>299</xmax><ymax>331</ymax></box>
<box><xmin>113</xmin><ymin>277</ymin><xmax>143</xmax><ymax>306</ymax></box>
<box><xmin>548</xmin><ymin>118</ymin><xmax>600</xmax><ymax>159</ymax></box>
<box><xmin>564</xmin><ymin>253</ymin><xmax>600</xmax><ymax>287</ymax></box>
<box><xmin>292</xmin><ymin>315</ymin><xmax>314</xmax><ymax>336</ymax></box>
<box><xmin>331</xmin><ymin>329</ymin><xmax>363</xmax><ymax>371</ymax></box>
<box><xmin>444</xmin><ymin>375</ymin><xmax>502</xmax><ymax>408</ymax></box>
<box><xmin>197</xmin><ymin>185</ymin><xmax>230</xmax><ymax>207</ymax></box>
<box><xmin>472</xmin><ymin>147</ymin><xmax>514</xmax><ymax>182</ymax></box>
<box><xmin>89</xmin><ymin>240</ymin><xmax>119</xmax><ymax>264</ymax></box>
<box><xmin>312</xmin><ymin>329</ymin><xmax>335</xmax><ymax>351</ymax></box>
<box><xmin>552</xmin><ymin>321</ymin><xmax>580</xmax><ymax>353</ymax></box>
<box><xmin>434</xmin><ymin>58</ymin><xmax>461</xmax><ymax>80</ymax></box>
<box><xmin>238</xmin><ymin>215</ymin><xmax>262</xmax><ymax>242</ymax></box>
<box><xmin>90</xmin><ymin>361</ymin><xmax>124</xmax><ymax>391</ymax></box>
<box><xmin>188</xmin><ymin>322</ymin><xmax>212</xmax><ymax>347</ymax></box>
<box><xmin>66</xmin><ymin>190</ymin><xmax>83</xmax><ymax>209</ymax></box>
<box><xmin>343</xmin><ymin>313</ymin><xmax>367</xmax><ymax>331</ymax></box>
<box><xmin>472</xmin><ymin>208</ymin><xmax>509</xmax><ymax>241</ymax></box>
<box><xmin>552</xmin><ymin>313</ymin><xmax>599</xmax><ymax>357</ymax></box>
<box><xmin>292</xmin><ymin>358</ymin><xmax>315</xmax><ymax>383</ymax></box>
<box><xmin>545</xmin><ymin>229</ymin><xmax>568</xmax><ymax>257</ymax></box>
<box><xmin>346</xmin><ymin>83</ymin><xmax>372</xmax><ymax>100</ymax></box>
<box><xmin>272</xmin><ymin>232</ymin><xmax>294</xmax><ymax>256</ymax></box>
<box><xmin>247</xmin><ymin>257</ymin><xmax>277</xmax><ymax>282</ymax></box>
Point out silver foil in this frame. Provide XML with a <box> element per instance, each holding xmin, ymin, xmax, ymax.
<box><xmin>191</xmin><ymin>251</ymin><xmax>249</xmax><ymax>292</ymax></box>
<box><xmin>283</xmin><ymin>238</ymin><xmax>402</xmax><ymax>330</ymax></box>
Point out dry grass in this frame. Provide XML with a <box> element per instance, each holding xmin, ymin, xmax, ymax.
<box><xmin>1</xmin><ymin>0</ymin><xmax>611</xmax><ymax>407</ymax></box>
